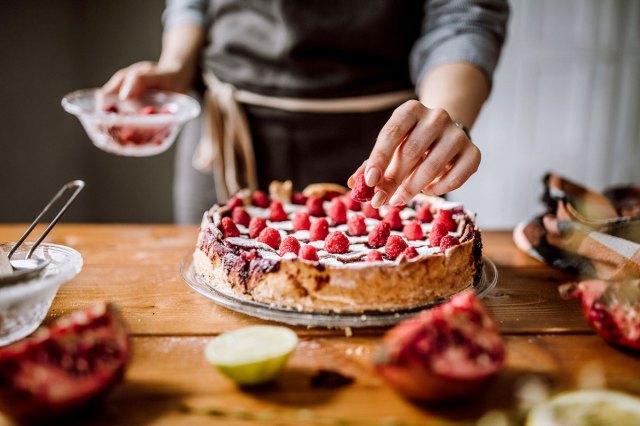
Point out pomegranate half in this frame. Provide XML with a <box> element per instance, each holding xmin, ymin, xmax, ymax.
<box><xmin>374</xmin><ymin>290</ymin><xmax>505</xmax><ymax>402</ymax></box>
<box><xmin>0</xmin><ymin>303</ymin><xmax>131</xmax><ymax>419</ymax></box>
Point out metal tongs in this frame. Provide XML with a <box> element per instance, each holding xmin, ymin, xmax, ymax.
<box><xmin>0</xmin><ymin>180</ymin><xmax>85</xmax><ymax>287</ymax></box>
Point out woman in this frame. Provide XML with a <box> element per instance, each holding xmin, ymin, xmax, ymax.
<box><xmin>103</xmin><ymin>0</ymin><xmax>509</xmax><ymax>223</ymax></box>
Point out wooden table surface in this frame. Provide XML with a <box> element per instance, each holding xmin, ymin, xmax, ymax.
<box><xmin>1</xmin><ymin>224</ymin><xmax>639</xmax><ymax>425</ymax></box>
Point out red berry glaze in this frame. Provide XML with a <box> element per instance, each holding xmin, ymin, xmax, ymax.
<box><xmin>439</xmin><ymin>235</ymin><xmax>460</xmax><ymax>252</ymax></box>
<box><xmin>269</xmin><ymin>201</ymin><xmax>288</xmax><ymax>222</ymax></box>
<box><xmin>402</xmin><ymin>220</ymin><xmax>424</xmax><ymax>241</ymax></box>
<box><xmin>232</xmin><ymin>207</ymin><xmax>251</xmax><ymax>227</ymax></box>
<box><xmin>383</xmin><ymin>207</ymin><xmax>403</xmax><ymax>230</ymax></box>
<box><xmin>252</xmin><ymin>190</ymin><xmax>270</xmax><ymax>208</ymax></box>
<box><xmin>309</xmin><ymin>218</ymin><xmax>330</xmax><ymax>241</ymax></box>
<box><xmin>257</xmin><ymin>227</ymin><xmax>281</xmax><ymax>249</ymax></box>
<box><xmin>299</xmin><ymin>244</ymin><xmax>319</xmax><ymax>261</ymax></box>
<box><xmin>404</xmin><ymin>246</ymin><xmax>419</xmax><ymax>259</ymax></box>
<box><xmin>279</xmin><ymin>236</ymin><xmax>301</xmax><ymax>257</ymax></box>
<box><xmin>366</xmin><ymin>250</ymin><xmax>384</xmax><ymax>262</ymax></box>
<box><xmin>248</xmin><ymin>217</ymin><xmax>267</xmax><ymax>239</ymax></box>
<box><xmin>385</xmin><ymin>235</ymin><xmax>408</xmax><ymax>260</ymax></box>
<box><xmin>416</xmin><ymin>204</ymin><xmax>433</xmax><ymax>223</ymax></box>
<box><xmin>292</xmin><ymin>211</ymin><xmax>311</xmax><ymax>231</ymax></box>
<box><xmin>368</xmin><ymin>221</ymin><xmax>391</xmax><ymax>248</ymax></box>
<box><xmin>347</xmin><ymin>214</ymin><xmax>367</xmax><ymax>236</ymax></box>
<box><xmin>328</xmin><ymin>198</ymin><xmax>347</xmax><ymax>225</ymax></box>
<box><xmin>429</xmin><ymin>222</ymin><xmax>448</xmax><ymax>247</ymax></box>
<box><xmin>351</xmin><ymin>173</ymin><xmax>375</xmax><ymax>202</ymax></box>
<box><xmin>220</xmin><ymin>217</ymin><xmax>240</xmax><ymax>238</ymax></box>
<box><xmin>325</xmin><ymin>231</ymin><xmax>350</xmax><ymax>254</ymax></box>
<box><xmin>306</xmin><ymin>195</ymin><xmax>325</xmax><ymax>217</ymax></box>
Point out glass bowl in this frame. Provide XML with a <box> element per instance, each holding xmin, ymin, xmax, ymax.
<box><xmin>0</xmin><ymin>242</ymin><xmax>83</xmax><ymax>346</ymax></box>
<box><xmin>61</xmin><ymin>88</ymin><xmax>201</xmax><ymax>157</ymax></box>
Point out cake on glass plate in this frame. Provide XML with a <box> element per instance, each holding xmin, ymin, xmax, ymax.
<box><xmin>194</xmin><ymin>179</ymin><xmax>482</xmax><ymax>313</ymax></box>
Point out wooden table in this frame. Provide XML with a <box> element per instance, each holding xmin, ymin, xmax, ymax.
<box><xmin>1</xmin><ymin>225</ymin><xmax>639</xmax><ymax>425</ymax></box>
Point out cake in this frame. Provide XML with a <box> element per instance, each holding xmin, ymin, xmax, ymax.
<box><xmin>194</xmin><ymin>181</ymin><xmax>483</xmax><ymax>313</ymax></box>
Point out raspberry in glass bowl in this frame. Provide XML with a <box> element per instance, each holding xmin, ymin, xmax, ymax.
<box><xmin>61</xmin><ymin>89</ymin><xmax>200</xmax><ymax>156</ymax></box>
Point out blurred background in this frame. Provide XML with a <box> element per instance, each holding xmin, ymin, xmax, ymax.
<box><xmin>0</xmin><ymin>0</ymin><xmax>638</xmax><ymax>228</ymax></box>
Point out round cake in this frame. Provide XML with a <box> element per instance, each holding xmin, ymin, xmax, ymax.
<box><xmin>194</xmin><ymin>181</ymin><xmax>483</xmax><ymax>313</ymax></box>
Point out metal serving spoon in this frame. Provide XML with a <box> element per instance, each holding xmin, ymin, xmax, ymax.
<box><xmin>0</xmin><ymin>180</ymin><xmax>85</xmax><ymax>287</ymax></box>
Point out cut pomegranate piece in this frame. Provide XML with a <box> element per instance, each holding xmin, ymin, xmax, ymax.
<box><xmin>0</xmin><ymin>303</ymin><xmax>130</xmax><ymax>420</ymax></box>
<box><xmin>560</xmin><ymin>280</ymin><xmax>640</xmax><ymax>351</ymax></box>
<box><xmin>374</xmin><ymin>290</ymin><xmax>505</xmax><ymax>401</ymax></box>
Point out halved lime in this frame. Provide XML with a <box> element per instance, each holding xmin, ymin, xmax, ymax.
<box><xmin>205</xmin><ymin>325</ymin><xmax>298</xmax><ymax>386</ymax></box>
<box><xmin>526</xmin><ymin>389</ymin><xmax>640</xmax><ymax>426</ymax></box>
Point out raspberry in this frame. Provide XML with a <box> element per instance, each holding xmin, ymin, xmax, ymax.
<box><xmin>220</xmin><ymin>217</ymin><xmax>240</xmax><ymax>238</ymax></box>
<box><xmin>324</xmin><ymin>191</ymin><xmax>342</xmax><ymax>201</ymax></box>
<box><xmin>309</xmin><ymin>218</ymin><xmax>329</xmax><ymax>241</ymax></box>
<box><xmin>402</xmin><ymin>220</ymin><xmax>423</xmax><ymax>241</ymax></box>
<box><xmin>232</xmin><ymin>206</ymin><xmax>251</xmax><ymax>227</ymax></box>
<box><xmin>292</xmin><ymin>192</ymin><xmax>307</xmax><ymax>205</ymax></box>
<box><xmin>257</xmin><ymin>227</ymin><xmax>281</xmax><ymax>249</ymax></box>
<box><xmin>324</xmin><ymin>231</ymin><xmax>350</xmax><ymax>254</ymax></box>
<box><xmin>279</xmin><ymin>235</ymin><xmax>301</xmax><ymax>257</ymax></box>
<box><xmin>141</xmin><ymin>105</ymin><xmax>157</xmax><ymax>115</ymax></box>
<box><xmin>344</xmin><ymin>192</ymin><xmax>361</xmax><ymax>211</ymax></box>
<box><xmin>299</xmin><ymin>244</ymin><xmax>319</xmax><ymax>261</ymax></box>
<box><xmin>366</xmin><ymin>250</ymin><xmax>383</xmax><ymax>262</ymax></box>
<box><xmin>248</xmin><ymin>217</ymin><xmax>267</xmax><ymax>239</ymax></box>
<box><xmin>252</xmin><ymin>190</ymin><xmax>270</xmax><ymax>208</ymax></box>
<box><xmin>227</xmin><ymin>196</ymin><xmax>243</xmax><ymax>211</ymax></box>
<box><xmin>429</xmin><ymin>222</ymin><xmax>448</xmax><ymax>247</ymax></box>
<box><xmin>104</xmin><ymin>104</ymin><xmax>118</xmax><ymax>113</ymax></box>
<box><xmin>436</xmin><ymin>209</ymin><xmax>457</xmax><ymax>232</ymax></box>
<box><xmin>416</xmin><ymin>204</ymin><xmax>433</xmax><ymax>223</ymax></box>
<box><xmin>362</xmin><ymin>202</ymin><xmax>381</xmax><ymax>219</ymax></box>
<box><xmin>404</xmin><ymin>246</ymin><xmax>419</xmax><ymax>259</ymax></box>
<box><xmin>383</xmin><ymin>207</ymin><xmax>403</xmax><ymax>230</ymax></box>
<box><xmin>269</xmin><ymin>200</ymin><xmax>288</xmax><ymax>222</ymax></box>
<box><xmin>351</xmin><ymin>173</ymin><xmax>374</xmax><ymax>202</ymax></box>
<box><xmin>347</xmin><ymin>214</ymin><xmax>367</xmax><ymax>236</ymax></box>
<box><xmin>306</xmin><ymin>195</ymin><xmax>325</xmax><ymax>217</ymax></box>
<box><xmin>368</xmin><ymin>221</ymin><xmax>391</xmax><ymax>248</ymax></box>
<box><xmin>385</xmin><ymin>235</ymin><xmax>408</xmax><ymax>260</ymax></box>
<box><xmin>292</xmin><ymin>211</ymin><xmax>311</xmax><ymax>231</ymax></box>
<box><xmin>439</xmin><ymin>235</ymin><xmax>461</xmax><ymax>252</ymax></box>
<box><xmin>328</xmin><ymin>198</ymin><xmax>347</xmax><ymax>225</ymax></box>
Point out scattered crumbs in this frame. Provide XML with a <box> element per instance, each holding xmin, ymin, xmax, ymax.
<box><xmin>310</xmin><ymin>369</ymin><xmax>355</xmax><ymax>389</ymax></box>
<box><xmin>344</xmin><ymin>327</ymin><xmax>353</xmax><ymax>337</ymax></box>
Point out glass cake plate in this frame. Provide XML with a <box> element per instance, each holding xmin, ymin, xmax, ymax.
<box><xmin>180</xmin><ymin>255</ymin><xmax>498</xmax><ymax>328</ymax></box>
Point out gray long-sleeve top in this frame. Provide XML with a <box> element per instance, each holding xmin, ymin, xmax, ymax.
<box><xmin>164</xmin><ymin>0</ymin><xmax>509</xmax><ymax>98</ymax></box>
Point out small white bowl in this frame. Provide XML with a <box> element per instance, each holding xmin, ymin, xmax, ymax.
<box><xmin>62</xmin><ymin>89</ymin><xmax>201</xmax><ymax>157</ymax></box>
<box><xmin>0</xmin><ymin>242</ymin><xmax>83</xmax><ymax>346</ymax></box>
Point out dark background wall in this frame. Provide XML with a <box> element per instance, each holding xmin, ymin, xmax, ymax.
<box><xmin>0</xmin><ymin>0</ymin><xmax>175</xmax><ymax>223</ymax></box>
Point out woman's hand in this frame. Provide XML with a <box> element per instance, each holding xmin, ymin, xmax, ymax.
<box><xmin>101</xmin><ymin>61</ymin><xmax>191</xmax><ymax>99</ymax></box>
<box><xmin>350</xmin><ymin>100</ymin><xmax>481</xmax><ymax>208</ymax></box>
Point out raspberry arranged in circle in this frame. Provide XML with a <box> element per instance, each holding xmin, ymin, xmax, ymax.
<box><xmin>232</xmin><ymin>206</ymin><xmax>251</xmax><ymax>227</ymax></box>
<box><xmin>306</xmin><ymin>195</ymin><xmax>325</xmax><ymax>217</ymax></box>
<box><xmin>429</xmin><ymin>222</ymin><xmax>448</xmax><ymax>247</ymax></box>
<box><xmin>439</xmin><ymin>235</ymin><xmax>461</xmax><ymax>252</ymax></box>
<box><xmin>325</xmin><ymin>231</ymin><xmax>350</xmax><ymax>254</ymax></box>
<box><xmin>383</xmin><ymin>207</ymin><xmax>403</xmax><ymax>230</ymax></box>
<box><xmin>417</xmin><ymin>204</ymin><xmax>433</xmax><ymax>223</ymax></box>
<box><xmin>299</xmin><ymin>244</ymin><xmax>319</xmax><ymax>261</ymax></box>
<box><xmin>269</xmin><ymin>201</ymin><xmax>288</xmax><ymax>222</ymax></box>
<box><xmin>362</xmin><ymin>202</ymin><xmax>381</xmax><ymax>219</ymax></box>
<box><xmin>257</xmin><ymin>227</ymin><xmax>281</xmax><ymax>249</ymax></box>
<box><xmin>249</xmin><ymin>217</ymin><xmax>267</xmax><ymax>239</ymax></box>
<box><xmin>366</xmin><ymin>250</ymin><xmax>383</xmax><ymax>262</ymax></box>
<box><xmin>368</xmin><ymin>221</ymin><xmax>391</xmax><ymax>248</ymax></box>
<box><xmin>436</xmin><ymin>209</ymin><xmax>457</xmax><ymax>232</ymax></box>
<box><xmin>385</xmin><ymin>235</ymin><xmax>408</xmax><ymax>259</ymax></box>
<box><xmin>279</xmin><ymin>235</ymin><xmax>301</xmax><ymax>257</ymax></box>
<box><xmin>227</xmin><ymin>196</ymin><xmax>244</xmax><ymax>211</ymax></box>
<box><xmin>347</xmin><ymin>214</ymin><xmax>367</xmax><ymax>236</ymax></box>
<box><xmin>309</xmin><ymin>218</ymin><xmax>330</xmax><ymax>241</ymax></box>
<box><xmin>252</xmin><ymin>190</ymin><xmax>270</xmax><ymax>208</ymax></box>
<box><xmin>404</xmin><ymin>246</ymin><xmax>419</xmax><ymax>259</ymax></box>
<box><xmin>292</xmin><ymin>192</ymin><xmax>307</xmax><ymax>205</ymax></box>
<box><xmin>220</xmin><ymin>217</ymin><xmax>240</xmax><ymax>238</ymax></box>
<box><xmin>402</xmin><ymin>220</ymin><xmax>423</xmax><ymax>241</ymax></box>
<box><xmin>328</xmin><ymin>197</ymin><xmax>347</xmax><ymax>225</ymax></box>
<box><xmin>292</xmin><ymin>211</ymin><xmax>311</xmax><ymax>231</ymax></box>
<box><xmin>344</xmin><ymin>191</ymin><xmax>361</xmax><ymax>211</ymax></box>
